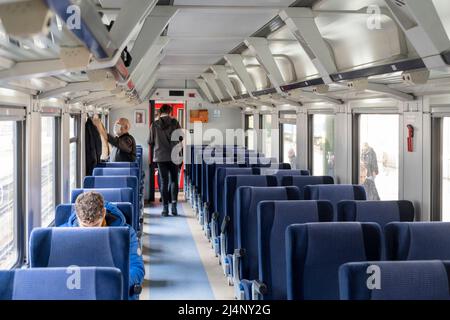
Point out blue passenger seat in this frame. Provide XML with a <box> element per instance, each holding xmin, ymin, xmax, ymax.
<box><xmin>281</xmin><ymin>176</ymin><xmax>334</xmax><ymax>199</ymax></box>
<box><xmin>339</xmin><ymin>261</ymin><xmax>450</xmax><ymax>300</ymax></box>
<box><xmin>0</xmin><ymin>267</ymin><xmax>123</xmax><ymax>300</ymax></box>
<box><xmin>232</xmin><ymin>186</ymin><xmax>301</xmax><ymax>299</ymax></box>
<box><xmin>338</xmin><ymin>200</ymin><xmax>415</xmax><ymax>229</ymax></box>
<box><xmin>286</xmin><ymin>222</ymin><xmax>381</xmax><ymax>300</ymax></box>
<box><xmin>83</xmin><ymin>176</ymin><xmax>140</xmax><ymax>229</ymax></box>
<box><xmin>303</xmin><ymin>184</ymin><xmax>366</xmax><ymax>220</ymax></box>
<box><xmin>259</xmin><ymin>169</ymin><xmax>310</xmax><ymax>185</ymax></box>
<box><xmin>29</xmin><ymin>227</ymin><xmax>131</xmax><ymax>299</ymax></box>
<box><xmin>254</xmin><ymin>200</ymin><xmax>334</xmax><ymax>300</ymax></box>
<box><xmin>385</xmin><ymin>222</ymin><xmax>450</xmax><ymax>260</ymax></box>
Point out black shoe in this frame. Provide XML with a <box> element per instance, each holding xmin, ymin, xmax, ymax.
<box><xmin>171</xmin><ymin>203</ymin><xmax>178</xmax><ymax>216</ymax></box>
<box><xmin>161</xmin><ymin>205</ymin><xmax>169</xmax><ymax>217</ymax></box>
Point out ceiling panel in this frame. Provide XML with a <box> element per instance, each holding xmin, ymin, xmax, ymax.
<box><xmin>313</xmin><ymin>0</ymin><xmax>386</xmax><ymax>11</ymax></box>
<box><xmin>167</xmin><ymin>10</ymin><xmax>278</xmax><ymax>37</ymax></box>
<box><xmin>174</xmin><ymin>0</ymin><xmax>294</xmax><ymax>7</ymax></box>
<box><xmin>161</xmin><ymin>54</ymin><xmax>223</xmax><ymax>65</ymax></box>
<box><xmin>164</xmin><ymin>38</ymin><xmax>240</xmax><ymax>54</ymax></box>
<box><xmin>316</xmin><ymin>13</ymin><xmax>405</xmax><ymax>71</ymax></box>
<box><xmin>158</xmin><ymin>64</ymin><xmax>210</xmax><ymax>73</ymax></box>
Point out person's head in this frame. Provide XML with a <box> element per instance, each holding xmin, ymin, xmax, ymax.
<box><xmin>362</xmin><ymin>142</ymin><xmax>369</xmax><ymax>152</ymax></box>
<box><xmin>114</xmin><ymin>118</ymin><xmax>131</xmax><ymax>136</ymax></box>
<box><xmin>288</xmin><ymin>148</ymin><xmax>295</xmax><ymax>159</ymax></box>
<box><xmin>74</xmin><ymin>191</ymin><xmax>106</xmax><ymax>228</ymax></box>
<box><xmin>159</xmin><ymin>104</ymin><xmax>172</xmax><ymax>116</ymax></box>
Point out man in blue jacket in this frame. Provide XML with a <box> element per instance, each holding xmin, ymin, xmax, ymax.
<box><xmin>63</xmin><ymin>191</ymin><xmax>145</xmax><ymax>300</ymax></box>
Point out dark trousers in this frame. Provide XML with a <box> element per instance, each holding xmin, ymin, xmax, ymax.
<box><xmin>157</xmin><ymin>162</ymin><xmax>179</xmax><ymax>206</ymax></box>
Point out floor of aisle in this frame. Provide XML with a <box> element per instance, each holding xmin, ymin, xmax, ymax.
<box><xmin>140</xmin><ymin>195</ymin><xmax>234</xmax><ymax>300</ymax></box>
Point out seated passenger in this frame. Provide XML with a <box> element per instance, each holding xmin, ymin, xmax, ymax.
<box><xmin>96</xmin><ymin>117</ymin><xmax>136</xmax><ymax>162</ymax></box>
<box><xmin>62</xmin><ymin>191</ymin><xmax>144</xmax><ymax>299</ymax></box>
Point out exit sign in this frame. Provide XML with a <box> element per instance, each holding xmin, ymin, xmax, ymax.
<box><xmin>189</xmin><ymin>93</ymin><xmax>196</xmax><ymax>98</ymax></box>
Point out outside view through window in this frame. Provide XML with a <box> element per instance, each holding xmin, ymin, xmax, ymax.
<box><xmin>312</xmin><ymin>115</ymin><xmax>335</xmax><ymax>177</ymax></box>
<box><xmin>41</xmin><ymin>117</ymin><xmax>55</xmax><ymax>227</ymax></box>
<box><xmin>0</xmin><ymin>121</ymin><xmax>16</xmax><ymax>269</ymax></box>
<box><xmin>359</xmin><ymin>114</ymin><xmax>399</xmax><ymax>200</ymax></box>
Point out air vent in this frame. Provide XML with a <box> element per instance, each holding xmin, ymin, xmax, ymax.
<box><xmin>169</xmin><ymin>90</ymin><xmax>184</xmax><ymax>97</ymax></box>
<box><xmin>394</xmin><ymin>0</ymin><xmax>406</xmax><ymax>7</ymax></box>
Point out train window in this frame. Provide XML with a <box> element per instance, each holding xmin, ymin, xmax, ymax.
<box><xmin>0</xmin><ymin>121</ymin><xmax>18</xmax><ymax>269</ymax></box>
<box><xmin>41</xmin><ymin>116</ymin><xmax>56</xmax><ymax>227</ymax></box>
<box><xmin>358</xmin><ymin>114</ymin><xmax>399</xmax><ymax>200</ymax></box>
<box><xmin>281</xmin><ymin>123</ymin><xmax>297</xmax><ymax>168</ymax></box>
<box><xmin>442</xmin><ymin>117</ymin><xmax>450</xmax><ymax>221</ymax></box>
<box><xmin>261</xmin><ymin>114</ymin><xmax>272</xmax><ymax>158</ymax></box>
<box><xmin>245</xmin><ymin>114</ymin><xmax>254</xmax><ymax>150</ymax></box>
<box><xmin>312</xmin><ymin>115</ymin><xmax>335</xmax><ymax>177</ymax></box>
<box><xmin>69</xmin><ymin>116</ymin><xmax>79</xmax><ymax>192</ymax></box>
<box><xmin>280</xmin><ymin>111</ymin><xmax>297</xmax><ymax>168</ymax></box>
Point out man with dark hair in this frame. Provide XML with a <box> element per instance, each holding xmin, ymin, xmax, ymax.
<box><xmin>148</xmin><ymin>104</ymin><xmax>183</xmax><ymax>216</ymax></box>
<box><xmin>63</xmin><ymin>191</ymin><xmax>145</xmax><ymax>300</ymax></box>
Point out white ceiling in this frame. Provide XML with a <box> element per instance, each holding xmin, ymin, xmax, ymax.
<box><xmin>160</xmin><ymin>2</ymin><xmax>293</xmax><ymax>80</ymax></box>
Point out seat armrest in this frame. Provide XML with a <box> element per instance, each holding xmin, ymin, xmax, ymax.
<box><xmin>252</xmin><ymin>280</ymin><xmax>267</xmax><ymax>300</ymax></box>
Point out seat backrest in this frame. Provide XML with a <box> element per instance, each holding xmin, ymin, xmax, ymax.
<box><xmin>0</xmin><ymin>267</ymin><xmax>123</xmax><ymax>300</ymax></box>
<box><xmin>286</xmin><ymin>222</ymin><xmax>381</xmax><ymax>300</ymax></box>
<box><xmin>205</xmin><ymin>162</ymin><xmax>240</xmax><ymax>205</ymax></box>
<box><xmin>71</xmin><ymin>188</ymin><xmax>133</xmax><ymax>205</ymax></box>
<box><xmin>83</xmin><ymin>177</ymin><xmax>139</xmax><ymax>229</ymax></box>
<box><xmin>248</xmin><ymin>157</ymin><xmax>273</xmax><ymax>167</ymax></box>
<box><xmin>235</xmin><ymin>187</ymin><xmax>301</xmax><ymax>282</ymax></box>
<box><xmin>304</xmin><ymin>184</ymin><xmax>366</xmax><ymax>220</ymax></box>
<box><xmin>258</xmin><ymin>200</ymin><xmax>334</xmax><ymax>300</ymax></box>
<box><xmin>385</xmin><ymin>222</ymin><xmax>450</xmax><ymax>260</ymax></box>
<box><xmin>93</xmin><ymin>168</ymin><xmax>140</xmax><ymax>179</ymax></box>
<box><xmin>30</xmin><ymin>227</ymin><xmax>130</xmax><ymax>299</ymax></box>
<box><xmin>223</xmin><ymin>175</ymin><xmax>277</xmax><ymax>255</ymax></box>
<box><xmin>282</xmin><ymin>176</ymin><xmax>334</xmax><ymax>199</ymax></box>
<box><xmin>338</xmin><ymin>200</ymin><xmax>415</xmax><ymax>229</ymax></box>
<box><xmin>260</xmin><ymin>169</ymin><xmax>310</xmax><ymax>185</ymax></box>
<box><xmin>55</xmin><ymin>203</ymin><xmax>133</xmax><ymax>227</ymax></box>
<box><xmin>83</xmin><ymin>176</ymin><xmax>138</xmax><ymax>190</ymax></box>
<box><xmin>96</xmin><ymin>162</ymin><xmax>139</xmax><ymax>168</ymax></box>
<box><xmin>339</xmin><ymin>261</ymin><xmax>450</xmax><ymax>300</ymax></box>
<box><xmin>214</xmin><ymin>167</ymin><xmax>259</xmax><ymax>215</ymax></box>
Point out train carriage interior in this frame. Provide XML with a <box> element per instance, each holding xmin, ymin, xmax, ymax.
<box><xmin>2</xmin><ymin>0</ymin><xmax>450</xmax><ymax>305</ymax></box>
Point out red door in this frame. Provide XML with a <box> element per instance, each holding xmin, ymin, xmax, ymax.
<box><xmin>153</xmin><ymin>103</ymin><xmax>185</xmax><ymax>191</ymax></box>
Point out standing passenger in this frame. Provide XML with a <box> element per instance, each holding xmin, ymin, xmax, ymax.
<box><xmin>97</xmin><ymin>118</ymin><xmax>136</xmax><ymax>162</ymax></box>
<box><xmin>148</xmin><ymin>104</ymin><xmax>183</xmax><ymax>217</ymax></box>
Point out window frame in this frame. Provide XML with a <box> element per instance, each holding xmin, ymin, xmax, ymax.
<box><xmin>260</xmin><ymin>113</ymin><xmax>272</xmax><ymax>158</ymax></box>
<box><xmin>0</xmin><ymin>116</ymin><xmax>26</xmax><ymax>270</ymax></box>
<box><xmin>40</xmin><ymin>114</ymin><xmax>61</xmax><ymax>227</ymax></box>
<box><xmin>430</xmin><ymin>114</ymin><xmax>450</xmax><ymax>221</ymax></box>
<box><xmin>244</xmin><ymin>113</ymin><xmax>254</xmax><ymax>149</ymax></box>
<box><xmin>69</xmin><ymin>114</ymin><xmax>81</xmax><ymax>190</ymax></box>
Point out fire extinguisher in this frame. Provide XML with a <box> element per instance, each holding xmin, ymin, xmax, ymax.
<box><xmin>407</xmin><ymin>125</ymin><xmax>414</xmax><ymax>152</ymax></box>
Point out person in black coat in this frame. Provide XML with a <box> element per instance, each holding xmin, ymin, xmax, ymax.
<box><xmin>96</xmin><ymin>118</ymin><xmax>137</xmax><ymax>162</ymax></box>
<box><xmin>148</xmin><ymin>105</ymin><xmax>183</xmax><ymax>216</ymax></box>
